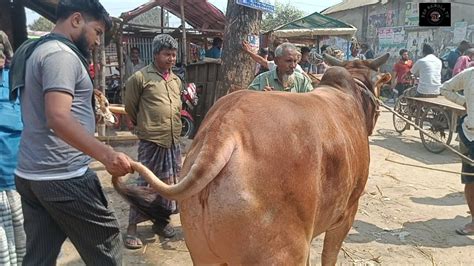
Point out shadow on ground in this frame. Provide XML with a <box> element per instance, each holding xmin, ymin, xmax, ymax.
<box><xmin>346</xmin><ymin>217</ymin><xmax>474</xmax><ymax>248</ymax></box>
<box><xmin>370</xmin><ymin>128</ymin><xmax>461</xmax><ymax>165</ymax></box>
<box><xmin>410</xmin><ymin>192</ymin><xmax>465</xmax><ymax>206</ymax></box>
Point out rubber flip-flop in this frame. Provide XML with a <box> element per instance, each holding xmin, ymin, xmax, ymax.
<box><xmin>153</xmin><ymin>223</ymin><xmax>176</xmax><ymax>238</ymax></box>
<box><xmin>124</xmin><ymin>234</ymin><xmax>143</xmax><ymax>249</ymax></box>
<box><xmin>455</xmin><ymin>228</ymin><xmax>474</xmax><ymax>236</ymax></box>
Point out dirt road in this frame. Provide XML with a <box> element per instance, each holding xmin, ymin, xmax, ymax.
<box><xmin>58</xmin><ymin>107</ymin><xmax>473</xmax><ymax>265</ymax></box>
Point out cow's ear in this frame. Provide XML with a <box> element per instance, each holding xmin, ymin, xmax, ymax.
<box><xmin>323</xmin><ymin>53</ymin><xmax>345</xmax><ymax>67</ymax></box>
<box><xmin>368</xmin><ymin>53</ymin><xmax>390</xmax><ymax>70</ymax></box>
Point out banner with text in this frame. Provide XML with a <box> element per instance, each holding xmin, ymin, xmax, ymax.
<box><xmin>236</xmin><ymin>0</ymin><xmax>275</xmax><ymax>13</ymax></box>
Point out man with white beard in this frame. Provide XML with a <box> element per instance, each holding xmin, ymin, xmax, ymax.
<box><xmin>248</xmin><ymin>42</ymin><xmax>313</xmax><ymax>93</ymax></box>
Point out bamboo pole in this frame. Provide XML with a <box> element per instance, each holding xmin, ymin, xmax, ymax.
<box><xmin>99</xmin><ymin>34</ymin><xmax>106</xmax><ymax>94</ymax></box>
<box><xmin>97</xmin><ymin>34</ymin><xmax>107</xmax><ymax>136</ymax></box>
<box><xmin>161</xmin><ymin>6</ymin><xmax>164</xmax><ymax>34</ymax></box>
<box><xmin>179</xmin><ymin>0</ymin><xmax>187</xmax><ymax>65</ymax></box>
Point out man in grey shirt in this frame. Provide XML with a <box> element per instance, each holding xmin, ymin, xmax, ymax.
<box><xmin>13</xmin><ymin>0</ymin><xmax>132</xmax><ymax>264</ymax></box>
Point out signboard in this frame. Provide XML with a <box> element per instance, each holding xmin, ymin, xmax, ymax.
<box><xmin>378</xmin><ymin>27</ymin><xmax>406</xmax><ymax>54</ymax></box>
<box><xmin>405</xmin><ymin>2</ymin><xmax>419</xmax><ymax>27</ymax></box>
<box><xmin>406</xmin><ymin>30</ymin><xmax>433</xmax><ymax>59</ymax></box>
<box><xmin>453</xmin><ymin>21</ymin><xmax>468</xmax><ymax>43</ymax></box>
<box><xmin>236</xmin><ymin>0</ymin><xmax>275</xmax><ymax>13</ymax></box>
<box><xmin>368</xmin><ymin>11</ymin><xmax>395</xmax><ymax>36</ymax></box>
<box><xmin>247</xmin><ymin>34</ymin><xmax>260</xmax><ymax>54</ymax></box>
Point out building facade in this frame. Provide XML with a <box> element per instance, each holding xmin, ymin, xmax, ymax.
<box><xmin>323</xmin><ymin>0</ymin><xmax>474</xmax><ymax>70</ymax></box>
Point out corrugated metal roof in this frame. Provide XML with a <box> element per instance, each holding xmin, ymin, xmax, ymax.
<box><xmin>120</xmin><ymin>0</ymin><xmax>225</xmax><ymax>31</ymax></box>
<box><xmin>268</xmin><ymin>11</ymin><xmax>357</xmax><ymax>38</ymax></box>
<box><xmin>22</xmin><ymin>0</ymin><xmax>225</xmax><ymax>32</ymax></box>
<box><xmin>273</xmin><ymin>11</ymin><xmax>355</xmax><ymax>31</ymax></box>
<box><xmin>322</xmin><ymin>0</ymin><xmax>381</xmax><ymax>15</ymax></box>
<box><xmin>23</xmin><ymin>0</ymin><xmax>58</xmax><ymax>22</ymax></box>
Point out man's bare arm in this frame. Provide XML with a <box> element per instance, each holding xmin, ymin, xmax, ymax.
<box><xmin>242</xmin><ymin>41</ymin><xmax>269</xmax><ymax>69</ymax></box>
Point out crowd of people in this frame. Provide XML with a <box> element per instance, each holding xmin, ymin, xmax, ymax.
<box><xmin>242</xmin><ymin>38</ymin><xmax>361</xmax><ymax>79</ymax></box>
<box><xmin>1</xmin><ymin>0</ymin><xmax>474</xmax><ymax>264</ymax></box>
<box><xmin>384</xmin><ymin>39</ymin><xmax>474</xmax><ymax>235</ymax></box>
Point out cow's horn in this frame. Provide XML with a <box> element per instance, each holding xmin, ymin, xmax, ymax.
<box><xmin>368</xmin><ymin>53</ymin><xmax>390</xmax><ymax>69</ymax></box>
<box><xmin>323</xmin><ymin>53</ymin><xmax>344</xmax><ymax>67</ymax></box>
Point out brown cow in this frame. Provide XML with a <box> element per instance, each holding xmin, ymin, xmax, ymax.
<box><xmin>113</xmin><ymin>53</ymin><xmax>391</xmax><ymax>265</ymax></box>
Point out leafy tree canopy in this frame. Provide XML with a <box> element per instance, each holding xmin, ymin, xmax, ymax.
<box><xmin>29</xmin><ymin>16</ymin><xmax>54</xmax><ymax>32</ymax></box>
<box><xmin>261</xmin><ymin>2</ymin><xmax>304</xmax><ymax>32</ymax></box>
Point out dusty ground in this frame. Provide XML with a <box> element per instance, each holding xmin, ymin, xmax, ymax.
<box><xmin>58</xmin><ymin>106</ymin><xmax>473</xmax><ymax>265</ymax></box>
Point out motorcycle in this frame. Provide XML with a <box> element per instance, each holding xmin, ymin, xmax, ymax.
<box><xmin>181</xmin><ymin>83</ymin><xmax>199</xmax><ymax>138</ymax></box>
<box><xmin>105</xmin><ymin>74</ymin><xmax>122</xmax><ymax>104</ymax></box>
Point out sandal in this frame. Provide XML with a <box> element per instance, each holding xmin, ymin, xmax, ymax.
<box><xmin>456</xmin><ymin>228</ymin><xmax>474</xmax><ymax>235</ymax></box>
<box><xmin>153</xmin><ymin>223</ymin><xmax>176</xmax><ymax>238</ymax></box>
<box><xmin>124</xmin><ymin>234</ymin><xmax>143</xmax><ymax>249</ymax></box>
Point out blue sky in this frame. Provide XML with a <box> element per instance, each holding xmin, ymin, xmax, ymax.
<box><xmin>26</xmin><ymin>0</ymin><xmax>343</xmax><ymax>26</ymax></box>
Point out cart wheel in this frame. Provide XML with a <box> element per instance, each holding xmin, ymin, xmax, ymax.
<box><xmin>419</xmin><ymin>106</ymin><xmax>453</xmax><ymax>153</ymax></box>
<box><xmin>393</xmin><ymin>97</ymin><xmax>409</xmax><ymax>133</ymax></box>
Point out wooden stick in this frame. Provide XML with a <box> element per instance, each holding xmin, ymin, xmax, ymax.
<box><xmin>385</xmin><ymin>156</ymin><xmax>474</xmax><ymax>176</ymax></box>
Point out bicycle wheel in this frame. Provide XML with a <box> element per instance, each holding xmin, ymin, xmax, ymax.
<box><xmin>419</xmin><ymin>106</ymin><xmax>453</xmax><ymax>153</ymax></box>
<box><xmin>392</xmin><ymin>97</ymin><xmax>409</xmax><ymax>133</ymax></box>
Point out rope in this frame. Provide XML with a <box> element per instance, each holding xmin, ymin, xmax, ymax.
<box><xmin>377</xmin><ymin>99</ymin><xmax>474</xmax><ymax>166</ymax></box>
<box><xmin>385</xmin><ymin>156</ymin><xmax>474</xmax><ymax>176</ymax></box>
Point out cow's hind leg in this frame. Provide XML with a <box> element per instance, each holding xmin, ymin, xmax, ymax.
<box><xmin>321</xmin><ymin>204</ymin><xmax>358</xmax><ymax>266</ymax></box>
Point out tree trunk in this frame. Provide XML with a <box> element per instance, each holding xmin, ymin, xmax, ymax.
<box><xmin>218</xmin><ymin>0</ymin><xmax>261</xmax><ymax>98</ymax></box>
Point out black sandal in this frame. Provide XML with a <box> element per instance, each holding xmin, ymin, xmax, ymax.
<box><xmin>153</xmin><ymin>223</ymin><xmax>176</xmax><ymax>238</ymax></box>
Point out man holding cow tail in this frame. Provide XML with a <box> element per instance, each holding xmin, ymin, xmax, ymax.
<box><xmin>248</xmin><ymin>42</ymin><xmax>313</xmax><ymax>93</ymax></box>
<box><xmin>10</xmin><ymin>0</ymin><xmax>133</xmax><ymax>264</ymax></box>
<box><xmin>124</xmin><ymin>34</ymin><xmax>183</xmax><ymax>249</ymax></box>
<box><xmin>440</xmin><ymin>68</ymin><xmax>474</xmax><ymax>236</ymax></box>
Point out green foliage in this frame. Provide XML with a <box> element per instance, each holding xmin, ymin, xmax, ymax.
<box><xmin>29</xmin><ymin>16</ymin><xmax>54</xmax><ymax>32</ymax></box>
<box><xmin>261</xmin><ymin>2</ymin><xmax>304</xmax><ymax>32</ymax></box>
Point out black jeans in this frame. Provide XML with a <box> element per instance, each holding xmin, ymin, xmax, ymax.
<box><xmin>15</xmin><ymin>169</ymin><xmax>122</xmax><ymax>266</ymax></box>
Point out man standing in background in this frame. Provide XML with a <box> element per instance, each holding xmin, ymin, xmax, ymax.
<box><xmin>124</xmin><ymin>47</ymin><xmax>146</xmax><ymax>81</ymax></box>
<box><xmin>446</xmin><ymin>40</ymin><xmax>470</xmax><ymax>79</ymax></box>
<box><xmin>391</xmin><ymin>49</ymin><xmax>413</xmax><ymax>98</ymax></box>
<box><xmin>124</xmin><ymin>34</ymin><xmax>183</xmax><ymax>249</ymax></box>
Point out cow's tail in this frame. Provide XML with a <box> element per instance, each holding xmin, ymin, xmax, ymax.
<box><xmin>112</xmin><ymin>137</ymin><xmax>234</xmax><ymax>210</ymax></box>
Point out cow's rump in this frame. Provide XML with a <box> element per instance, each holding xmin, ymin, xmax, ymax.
<box><xmin>113</xmin><ymin>53</ymin><xmax>391</xmax><ymax>265</ymax></box>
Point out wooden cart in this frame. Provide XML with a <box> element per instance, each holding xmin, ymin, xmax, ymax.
<box><xmin>392</xmin><ymin>95</ymin><xmax>466</xmax><ymax>153</ymax></box>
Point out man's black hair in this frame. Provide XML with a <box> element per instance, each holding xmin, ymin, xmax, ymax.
<box><xmin>212</xmin><ymin>37</ymin><xmax>223</xmax><ymax>46</ymax></box>
<box><xmin>320</xmin><ymin>44</ymin><xmax>330</xmax><ymax>54</ymax></box>
<box><xmin>258</xmin><ymin>47</ymin><xmax>268</xmax><ymax>56</ymax></box>
<box><xmin>422</xmin><ymin>43</ymin><xmax>434</xmax><ymax>55</ymax></box>
<box><xmin>130</xmin><ymin>47</ymin><xmax>140</xmax><ymax>53</ymax></box>
<box><xmin>56</xmin><ymin>0</ymin><xmax>112</xmax><ymax>31</ymax></box>
<box><xmin>301</xmin><ymin>46</ymin><xmax>310</xmax><ymax>54</ymax></box>
<box><xmin>399</xmin><ymin>49</ymin><xmax>408</xmax><ymax>56</ymax></box>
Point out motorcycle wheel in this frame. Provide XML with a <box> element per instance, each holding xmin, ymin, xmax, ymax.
<box><xmin>181</xmin><ymin>116</ymin><xmax>194</xmax><ymax>138</ymax></box>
